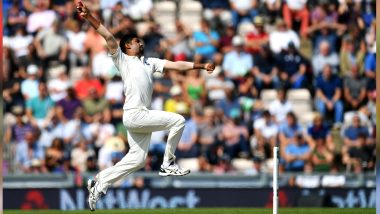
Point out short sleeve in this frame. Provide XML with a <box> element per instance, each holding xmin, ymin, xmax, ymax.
<box><xmin>343</xmin><ymin>128</ymin><xmax>349</xmax><ymax>138</ymax></box>
<box><xmin>15</xmin><ymin>144</ymin><xmax>21</xmax><ymax>164</ymax></box>
<box><xmin>343</xmin><ymin>77</ymin><xmax>349</xmax><ymax>88</ymax></box>
<box><xmin>20</xmin><ymin>82</ymin><xmax>26</xmax><ymax>95</ymax></box>
<box><xmin>297</xmin><ymin>125</ymin><xmax>304</xmax><ymax>134</ymax></box>
<box><xmin>48</xmin><ymin>98</ymin><xmax>55</xmax><ymax>107</ymax></box>
<box><xmin>307</xmin><ymin>126</ymin><xmax>312</xmax><ymax>136</ymax></box>
<box><xmin>146</xmin><ymin>57</ymin><xmax>167</xmax><ymax>73</ymax></box>
<box><xmin>211</xmin><ymin>31</ymin><xmax>220</xmax><ymax>41</ymax></box>
<box><xmin>364</xmin><ymin>54</ymin><xmax>375</xmax><ymax>72</ymax></box>
<box><xmin>26</xmin><ymin>98</ymin><xmax>33</xmax><ymax>109</ymax></box>
<box><xmin>279</xmin><ymin>123</ymin><xmax>286</xmax><ymax>133</ymax></box>
<box><xmin>360</xmin><ymin>78</ymin><xmax>367</xmax><ymax>88</ymax></box>
<box><xmin>247</xmin><ymin>54</ymin><xmax>253</xmax><ymax>69</ymax></box>
<box><xmin>253</xmin><ymin>119</ymin><xmax>261</xmax><ymax>129</ymax></box>
<box><xmin>362</xmin><ymin>128</ymin><xmax>369</xmax><ymax>137</ymax></box>
<box><xmin>36</xmin><ymin>29</ymin><xmax>46</xmax><ymax>40</ymax></box>
<box><xmin>192</xmin><ymin>32</ymin><xmax>200</xmax><ymax>41</ymax></box>
<box><xmin>315</xmin><ymin>76</ymin><xmax>322</xmax><ymax>89</ymax></box>
<box><xmin>336</xmin><ymin>76</ymin><xmax>342</xmax><ymax>88</ymax></box>
<box><xmin>189</xmin><ymin>121</ymin><xmax>197</xmax><ymax>134</ymax></box>
<box><xmin>268</xmin><ymin>102</ymin><xmax>275</xmax><ymax>115</ymax></box>
<box><xmin>26</xmin><ymin>35</ymin><xmax>34</xmax><ymax>45</ymax></box>
<box><xmin>109</xmin><ymin>47</ymin><xmax>125</xmax><ymax>71</ymax></box>
<box><xmin>324</xmin><ymin>126</ymin><xmax>331</xmax><ymax>136</ymax></box>
<box><xmin>222</xmin><ymin>53</ymin><xmax>231</xmax><ymax>72</ymax></box>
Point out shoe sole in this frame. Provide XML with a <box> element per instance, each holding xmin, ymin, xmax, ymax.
<box><xmin>158</xmin><ymin>170</ymin><xmax>191</xmax><ymax>177</ymax></box>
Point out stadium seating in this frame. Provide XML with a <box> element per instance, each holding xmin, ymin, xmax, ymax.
<box><xmin>153</xmin><ymin>1</ymin><xmax>177</xmax><ymax>37</ymax></box>
<box><xmin>136</xmin><ymin>22</ymin><xmax>151</xmax><ymax>37</ymax></box>
<box><xmin>178</xmin><ymin>158</ymin><xmax>200</xmax><ymax>172</ymax></box>
<box><xmin>2</xmin><ymin>0</ymin><xmax>375</xmax><ymax>186</ymax></box>
<box><xmin>231</xmin><ymin>158</ymin><xmax>254</xmax><ymax>172</ymax></box>
<box><xmin>260</xmin><ymin>89</ymin><xmax>277</xmax><ymax>109</ymax></box>
<box><xmin>298</xmin><ymin>111</ymin><xmax>318</xmax><ymax>127</ymax></box>
<box><xmin>237</xmin><ymin>22</ymin><xmax>255</xmax><ymax>37</ymax></box>
<box><xmin>286</xmin><ymin>89</ymin><xmax>311</xmax><ymax>102</ymax></box>
<box><xmin>179</xmin><ymin>0</ymin><xmax>202</xmax><ymax>32</ymax></box>
<box><xmin>286</xmin><ymin>89</ymin><xmax>314</xmax><ymax>125</ymax></box>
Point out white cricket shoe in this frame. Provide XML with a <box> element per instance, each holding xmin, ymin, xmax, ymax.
<box><xmin>87</xmin><ymin>179</ymin><xmax>104</xmax><ymax>212</ymax></box>
<box><xmin>158</xmin><ymin>162</ymin><xmax>191</xmax><ymax>177</ymax></box>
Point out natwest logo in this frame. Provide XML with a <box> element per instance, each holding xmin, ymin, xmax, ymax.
<box><xmin>265</xmin><ymin>190</ymin><xmax>289</xmax><ymax>208</ymax></box>
<box><xmin>21</xmin><ymin>190</ymin><xmax>49</xmax><ymax>209</ymax></box>
<box><xmin>60</xmin><ymin>189</ymin><xmax>200</xmax><ymax>210</ymax></box>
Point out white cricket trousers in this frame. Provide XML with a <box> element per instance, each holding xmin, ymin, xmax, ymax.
<box><xmin>96</xmin><ymin>107</ymin><xmax>185</xmax><ymax>193</ymax></box>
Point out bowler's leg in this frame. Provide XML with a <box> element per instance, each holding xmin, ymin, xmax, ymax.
<box><xmin>124</xmin><ymin>109</ymin><xmax>188</xmax><ymax>175</ymax></box>
<box><xmin>96</xmin><ymin>131</ymin><xmax>151</xmax><ymax>194</ymax></box>
<box><xmin>127</xmin><ymin>110</ymin><xmax>185</xmax><ymax>165</ymax></box>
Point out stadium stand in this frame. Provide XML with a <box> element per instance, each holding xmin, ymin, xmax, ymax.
<box><xmin>2</xmin><ymin>0</ymin><xmax>376</xmax><ymax>189</ymax></box>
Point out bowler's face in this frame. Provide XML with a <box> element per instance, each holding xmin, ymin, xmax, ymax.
<box><xmin>129</xmin><ymin>38</ymin><xmax>144</xmax><ymax>54</ymax></box>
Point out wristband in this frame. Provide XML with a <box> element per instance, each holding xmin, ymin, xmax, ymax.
<box><xmin>193</xmin><ymin>63</ymin><xmax>204</xmax><ymax>70</ymax></box>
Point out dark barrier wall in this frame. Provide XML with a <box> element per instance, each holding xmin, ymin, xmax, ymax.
<box><xmin>4</xmin><ymin>188</ymin><xmax>375</xmax><ymax>210</ymax></box>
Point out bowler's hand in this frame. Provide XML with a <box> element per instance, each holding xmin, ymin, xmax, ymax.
<box><xmin>205</xmin><ymin>63</ymin><xmax>215</xmax><ymax>74</ymax></box>
<box><xmin>77</xmin><ymin>1</ymin><xmax>89</xmax><ymax>19</ymax></box>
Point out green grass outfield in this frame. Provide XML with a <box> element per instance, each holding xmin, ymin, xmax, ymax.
<box><xmin>4</xmin><ymin>208</ymin><xmax>376</xmax><ymax>214</ymax></box>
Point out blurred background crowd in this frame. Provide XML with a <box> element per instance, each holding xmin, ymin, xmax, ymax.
<box><xmin>2</xmin><ymin>0</ymin><xmax>376</xmax><ymax>185</ymax></box>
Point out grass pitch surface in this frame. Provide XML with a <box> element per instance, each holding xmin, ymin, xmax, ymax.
<box><xmin>4</xmin><ymin>208</ymin><xmax>375</xmax><ymax>214</ymax></box>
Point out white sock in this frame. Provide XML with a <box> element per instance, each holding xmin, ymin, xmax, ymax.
<box><xmin>162</xmin><ymin>161</ymin><xmax>171</xmax><ymax>168</ymax></box>
<box><xmin>162</xmin><ymin>157</ymin><xmax>175</xmax><ymax>168</ymax></box>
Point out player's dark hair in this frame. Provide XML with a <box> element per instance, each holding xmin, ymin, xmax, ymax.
<box><xmin>119</xmin><ymin>33</ymin><xmax>138</xmax><ymax>54</ymax></box>
<box><xmin>286</xmin><ymin>111</ymin><xmax>297</xmax><ymax>121</ymax></box>
<box><xmin>263</xmin><ymin>110</ymin><xmax>271</xmax><ymax>117</ymax></box>
<box><xmin>276</xmin><ymin>86</ymin><xmax>287</xmax><ymax>94</ymax></box>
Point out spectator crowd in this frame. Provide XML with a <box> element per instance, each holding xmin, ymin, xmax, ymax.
<box><xmin>2</xmin><ymin>0</ymin><xmax>376</xmax><ymax>186</ymax></box>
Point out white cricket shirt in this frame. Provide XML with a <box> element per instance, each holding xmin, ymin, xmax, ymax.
<box><xmin>110</xmin><ymin>48</ymin><xmax>166</xmax><ymax>110</ymax></box>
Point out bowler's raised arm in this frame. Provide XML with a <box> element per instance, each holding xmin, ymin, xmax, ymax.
<box><xmin>76</xmin><ymin>1</ymin><xmax>118</xmax><ymax>55</ymax></box>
